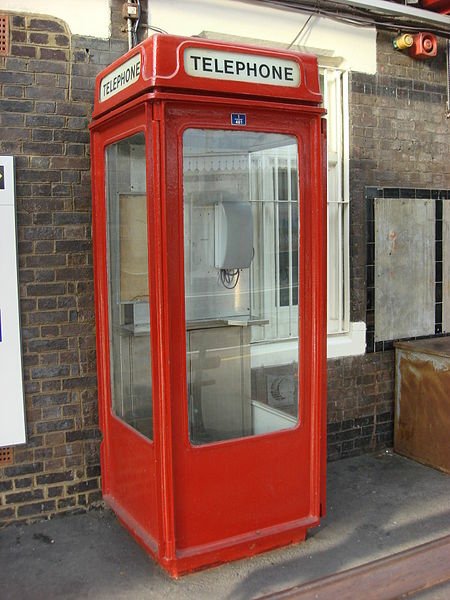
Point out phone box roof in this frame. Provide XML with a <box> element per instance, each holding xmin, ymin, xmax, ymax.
<box><xmin>92</xmin><ymin>34</ymin><xmax>322</xmax><ymax>119</ymax></box>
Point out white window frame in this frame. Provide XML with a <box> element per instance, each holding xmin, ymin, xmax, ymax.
<box><xmin>322</xmin><ymin>67</ymin><xmax>350</xmax><ymax>336</ymax></box>
<box><xmin>250</xmin><ymin>67</ymin><xmax>366</xmax><ymax>363</ymax></box>
<box><xmin>321</xmin><ymin>67</ymin><xmax>366</xmax><ymax>357</ymax></box>
<box><xmin>249</xmin><ymin>144</ymin><xmax>299</xmax><ymax>343</ymax></box>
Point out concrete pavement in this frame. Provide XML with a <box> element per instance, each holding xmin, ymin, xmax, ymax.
<box><xmin>1</xmin><ymin>451</ymin><xmax>450</xmax><ymax>599</ymax></box>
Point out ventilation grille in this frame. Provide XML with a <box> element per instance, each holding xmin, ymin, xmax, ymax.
<box><xmin>0</xmin><ymin>15</ymin><xmax>9</xmax><ymax>56</ymax></box>
<box><xmin>0</xmin><ymin>446</ymin><xmax>14</xmax><ymax>465</ymax></box>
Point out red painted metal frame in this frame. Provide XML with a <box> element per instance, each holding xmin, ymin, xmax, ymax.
<box><xmin>90</xmin><ymin>35</ymin><xmax>327</xmax><ymax>577</ymax></box>
<box><xmin>421</xmin><ymin>0</ymin><xmax>450</xmax><ymax>14</ymax></box>
<box><xmin>91</xmin><ymin>103</ymin><xmax>163</xmax><ymax>557</ymax></box>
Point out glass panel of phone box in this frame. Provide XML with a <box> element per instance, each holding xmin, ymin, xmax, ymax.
<box><xmin>183</xmin><ymin>129</ymin><xmax>300</xmax><ymax>445</ymax></box>
<box><xmin>106</xmin><ymin>133</ymin><xmax>153</xmax><ymax>440</ymax></box>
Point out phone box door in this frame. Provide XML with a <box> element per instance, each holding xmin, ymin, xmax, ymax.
<box><xmin>160</xmin><ymin>100</ymin><xmax>326</xmax><ymax>572</ymax></box>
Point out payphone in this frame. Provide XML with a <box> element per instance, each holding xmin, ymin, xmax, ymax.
<box><xmin>91</xmin><ymin>34</ymin><xmax>327</xmax><ymax>576</ymax></box>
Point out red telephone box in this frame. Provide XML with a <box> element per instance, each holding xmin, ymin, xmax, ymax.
<box><xmin>90</xmin><ymin>34</ymin><xmax>327</xmax><ymax>577</ymax></box>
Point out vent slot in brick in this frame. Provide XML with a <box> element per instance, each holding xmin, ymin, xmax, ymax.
<box><xmin>0</xmin><ymin>15</ymin><xmax>9</xmax><ymax>56</ymax></box>
<box><xmin>0</xmin><ymin>446</ymin><xmax>14</xmax><ymax>464</ymax></box>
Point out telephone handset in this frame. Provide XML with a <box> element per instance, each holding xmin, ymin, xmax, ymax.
<box><xmin>214</xmin><ymin>201</ymin><xmax>253</xmax><ymax>269</ymax></box>
<box><xmin>214</xmin><ymin>201</ymin><xmax>253</xmax><ymax>289</ymax></box>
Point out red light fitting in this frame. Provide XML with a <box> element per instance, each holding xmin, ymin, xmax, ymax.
<box><xmin>393</xmin><ymin>32</ymin><xmax>438</xmax><ymax>60</ymax></box>
<box><xmin>408</xmin><ymin>32</ymin><xmax>438</xmax><ymax>59</ymax></box>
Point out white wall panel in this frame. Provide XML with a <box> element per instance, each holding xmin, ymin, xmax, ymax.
<box><xmin>5</xmin><ymin>0</ymin><xmax>110</xmax><ymax>38</ymax></box>
<box><xmin>149</xmin><ymin>0</ymin><xmax>377</xmax><ymax>74</ymax></box>
<box><xmin>0</xmin><ymin>157</ymin><xmax>26</xmax><ymax>447</ymax></box>
<box><xmin>375</xmin><ymin>198</ymin><xmax>435</xmax><ymax>342</ymax></box>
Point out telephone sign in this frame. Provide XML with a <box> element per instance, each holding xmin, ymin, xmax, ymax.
<box><xmin>184</xmin><ymin>47</ymin><xmax>300</xmax><ymax>87</ymax></box>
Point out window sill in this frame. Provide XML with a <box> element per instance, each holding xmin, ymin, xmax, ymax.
<box><xmin>327</xmin><ymin>321</ymin><xmax>366</xmax><ymax>359</ymax></box>
<box><xmin>250</xmin><ymin>321</ymin><xmax>366</xmax><ymax>368</ymax></box>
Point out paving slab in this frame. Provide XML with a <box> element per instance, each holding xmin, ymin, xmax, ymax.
<box><xmin>1</xmin><ymin>451</ymin><xmax>450</xmax><ymax>599</ymax></box>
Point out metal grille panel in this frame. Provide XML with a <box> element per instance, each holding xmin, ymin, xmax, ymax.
<box><xmin>0</xmin><ymin>16</ymin><xmax>9</xmax><ymax>56</ymax></box>
<box><xmin>0</xmin><ymin>446</ymin><xmax>14</xmax><ymax>464</ymax></box>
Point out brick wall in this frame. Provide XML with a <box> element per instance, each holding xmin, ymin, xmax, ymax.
<box><xmin>0</xmin><ymin>10</ymin><xmax>127</xmax><ymax>525</ymax></box>
<box><xmin>327</xmin><ymin>352</ymin><xmax>395</xmax><ymax>461</ymax></box>
<box><xmin>327</xmin><ymin>31</ymin><xmax>450</xmax><ymax>461</ymax></box>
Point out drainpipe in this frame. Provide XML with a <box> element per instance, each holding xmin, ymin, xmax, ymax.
<box><xmin>127</xmin><ymin>17</ymin><xmax>133</xmax><ymax>50</ymax></box>
<box><xmin>122</xmin><ymin>0</ymin><xmax>141</xmax><ymax>50</ymax></box>
<box><xmin>447</xmin><ymin>39</ymin><xmax>450</xmax><ymax>117</ymax></box>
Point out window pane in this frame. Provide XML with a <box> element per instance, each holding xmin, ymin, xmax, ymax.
<box><xmin>183</xmin><ymin>129</ymin><xmax>299</xmax><ymax>445</ymax></box>
<box><xmin>250</xmin><ymin>144</ymin><xmax>299</xmax><ymax>340</ymax></box>
<box><xmin>320</xmin><ymin>68</ymin><xmax>350</xmax><ymax>335</ymax></box>
<box><xmin>105</xmin><ymin>133</ymin><xmax>153</xmax><ymax>439</ymax></box>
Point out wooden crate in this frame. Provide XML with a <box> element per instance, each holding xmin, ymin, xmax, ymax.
<box><xmin>394</xmin><ymin>338</ymin><xmax>450</xmax><ymax>474</ymax></box>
